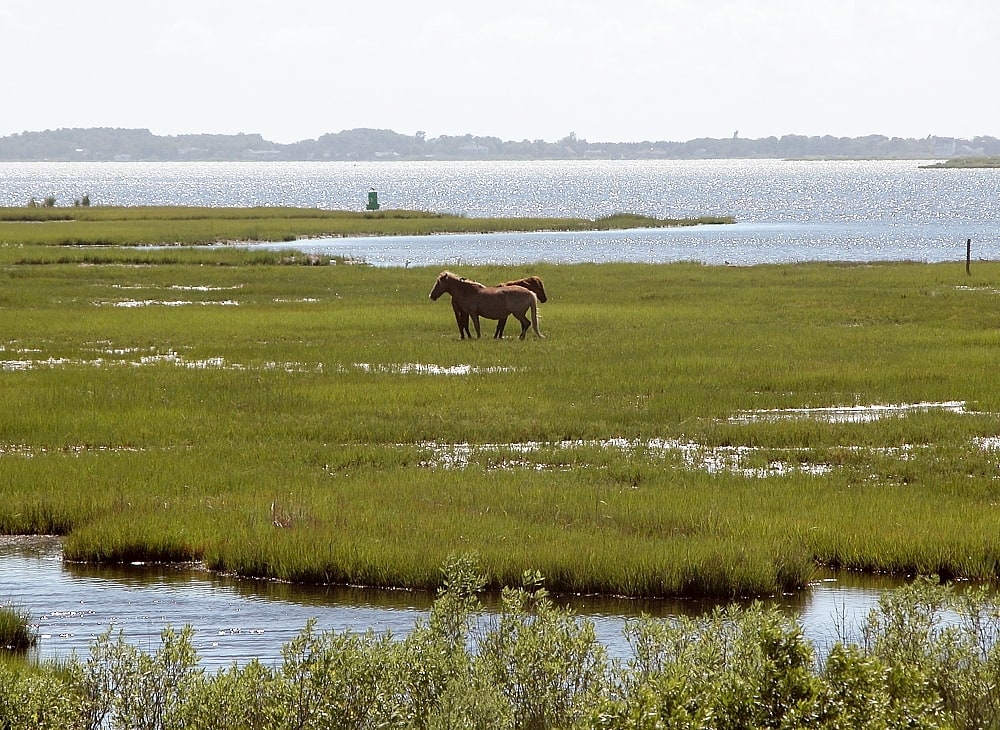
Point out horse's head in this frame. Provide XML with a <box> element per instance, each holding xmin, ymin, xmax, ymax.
<box><xmin>429</xmin><ymin>271</ymin><xmax>454</xmax><ymax>300</ymax></box>
<box><xmin>503</xmin><ymin>276</ymin><xmax>547</xmax><ymax>303</ymax></box>
<box><xmin>525</xmin><ymin>276</ymin><xmax>547</xmax><ymax>303</ymax></box>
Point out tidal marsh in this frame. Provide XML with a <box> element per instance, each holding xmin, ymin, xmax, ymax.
<box><xmin>2</xmin><ymin>212</ymin><xmax>1000</xmax><ymax>598</ymax></box>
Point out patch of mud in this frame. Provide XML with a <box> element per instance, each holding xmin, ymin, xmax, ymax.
<box><xmin>137</xmin><ymin>353</ymin><xmax>323</xmax><ymax>373</ymax></box>
<box><xmin>730</xmin><ymin>401</ymin><xmax>968</xmax><ymax>424</ymax></box>
<box><xmin>0</xmin><ymin>534</ymin><xmax>62</xmax><ymax>555</ymax></box>
<box><xmin>265</xmin><ymin>361</ymin><xmax>325</xmax><ymax>373</ymax></box>
<box><xmin>655</xmin><ymin>440</ymin><xmax>834</xmax><ymax>478</ymax></box>
<box><xmin>415</xmin><ymin>437</ymin><xmax>951</xmax><ymax>478</ymax></box>
<box><xmin>138</xmin><ymin>353</ymin><xmax>236</xmax><ymax>369</ymax></box>
<box><xmin>2</xmin><ymin>357</ymin><xmax>78</xmax><ymax>371</ymax></box>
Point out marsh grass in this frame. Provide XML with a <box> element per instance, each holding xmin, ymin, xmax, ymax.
<box><xmin>0</xmin><ymin>206</ymin><xmax>732</xmax><ymax>254</ymax></box>
<box><xmin>0</xmin><ymin>606</ymin><xmax>35</xmax><ymax>652</ymax></box>
<box><xmin>922</xmin><ymin>156</ymin><xmax>1000</xmax><ymax>168</ymax></box>
<box><xmin>3</xmin><ymin>250</ymin><xmax>1000</xmax><ymax>597</ymax></box>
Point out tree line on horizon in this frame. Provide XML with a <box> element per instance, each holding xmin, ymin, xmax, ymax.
<box><xmin>1</xmin><ymin>126</ymin><xmax>998</xmax><ymax>162</ymax></box>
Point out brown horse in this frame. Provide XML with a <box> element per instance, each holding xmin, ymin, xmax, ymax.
<box><xmin>430</xmin><ymin>271</ymin><xmax>543</xmax><ymax>339</ymax></box>
<box><xmin>451</xmin><ymin>276</ymin><xmax>548</xmax><ymax>339</ymax></box>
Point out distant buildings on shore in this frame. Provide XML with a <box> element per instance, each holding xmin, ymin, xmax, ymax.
<box><xmin>2</xmin><ymin>127</ymin><xmax>998</xmax><ymax>162</ymax></box>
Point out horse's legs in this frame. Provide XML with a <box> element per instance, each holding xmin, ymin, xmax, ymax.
<box><xmin>471</xmin><ymin>314</ymin><xmax>482</xmax><ymax>338</ymax></box>
<box><xmin>452</xmin><ymin>300</ymin><xmax>470</xmax><ymax>339</ymax></box>
<box><xmin>494</xmin><ymin>315</ymin><xmax>509</xmax><ymax>339</ymax></box>
<box><xmin>513</xmin><ymin>312</ymin><xmax>531</xmax><ymax>339</ymax></box>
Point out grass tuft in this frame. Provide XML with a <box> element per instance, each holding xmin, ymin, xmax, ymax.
<box><xmin>0</xmin><ymin>606</ymin><xmax>36</xmax><ymax>652</ymax></box>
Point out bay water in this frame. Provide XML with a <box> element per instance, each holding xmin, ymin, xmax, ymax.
<box><xmin>2</xmin><ymin>159</ymin><xmax>997</xmax><ymax>267</ymax></box>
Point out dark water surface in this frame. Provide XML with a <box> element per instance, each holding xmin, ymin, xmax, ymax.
<box><xmin>2</xmin><ymin>537</ymin><xmax>897</xmax><ymax>668</ymax></box>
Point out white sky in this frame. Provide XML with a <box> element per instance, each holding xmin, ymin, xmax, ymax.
<box><xmin>3</xmin><ymin>0</ymin><xmax>998</xmax><ymax>144</ymax></box>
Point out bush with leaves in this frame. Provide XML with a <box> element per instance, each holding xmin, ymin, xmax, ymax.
<box><xmin>593</xmin><ymin>603</ymin><xmax>821</xmax><ymax>729</ymax></box>
<box><xmin>476</xmin><ymin>569</ymin><xmax>610</xmax><ymax>730</ymax></box>
<box><xmin>74</xmin><ymin>625</ymin><xmax>202</xmax><ymax>730</ymax></box>
<box><xmin>273</xmin><ymin>618</ymin><xmax>409</xmax><ymax>730</ymax></box>
<box><xmin>0</xmin><ymin>661</ymin><xmax>87</xmax><ymax>730</ymax></box>
<box><xmin>6</xmin><ymin>564</ymin><xmax>1000</xmax><ymax>729</ymax></box>
<box><xmin>176</xmin><ymin>660</ymin><xmax>280</xmax><ymax>730</ymax></box>
<box><xmin>399</xmin><ymin>552</ymin><xmax>492</xmax><ymax>729</ymax></box>
<box><xmin>857</xmin><ymin>577</ymin><xmax>1000</xmax><ymax>730</ymax></box>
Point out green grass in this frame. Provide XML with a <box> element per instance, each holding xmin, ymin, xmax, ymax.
<box><xmin>2</xmin><ymin>222</ymin><xmax>1000</xmax><ymax>598</ymax></box>
<box><xmin>0</xmin><ymin>206</ymin><xmax>734</xmax><ymax>257</ymax></box>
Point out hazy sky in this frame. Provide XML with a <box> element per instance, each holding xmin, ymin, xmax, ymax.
<box><xmin>3</xmin><ymin>0</ymin><xmax>998</xmax><ymax>144</ymax></box>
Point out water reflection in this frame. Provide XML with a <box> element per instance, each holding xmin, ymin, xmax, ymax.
<box><xmin>1</xmin><ymin>536</ymin><xmax>902</xmax><ymax>668</ymax></box>
<box><xmin>236</xmin><ymin>220</ymin><xmax>996</xmax><ymax>269</ymax></box>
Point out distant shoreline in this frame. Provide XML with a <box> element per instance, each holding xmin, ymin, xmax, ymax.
<box><xmin>1</xmin><ymin>126</ymin><xmax>997</xmax><ymax>162</ymax></box>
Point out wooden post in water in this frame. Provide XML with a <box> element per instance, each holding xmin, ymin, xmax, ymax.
<box><xmin>966</xmin><ymin>238</ymin><xmax>972</xmax><ymax>276</ymax></box>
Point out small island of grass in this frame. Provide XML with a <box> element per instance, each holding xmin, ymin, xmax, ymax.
<box><xmin>920</xmin><ymin>156</ymin><xmax>1000</xmax><ymax>168</ymax></box>
<box><xmin>0</xmin><ymin>206</ymin><xmax>734</xmax><ymax>249</ymax></box>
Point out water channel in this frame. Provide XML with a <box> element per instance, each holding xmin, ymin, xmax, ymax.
<box><xmin>2</xmin><ymin>536</ymin><xmax>900</xmax><ymax>668</ymax></box>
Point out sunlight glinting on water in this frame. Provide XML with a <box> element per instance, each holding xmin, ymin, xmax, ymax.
<box><xmin>729</xmin><ymin>400</ymin><xmax>969</xmax><ymax>424</ymax></box>
<box><xmin>2</xmin><ymin>160</ymin><xmax>997</xmax><ymax>268</ymax></box>
<box><xmin>413</xmin><ymin>398</ymin><xmax>983</xmax><ymax>478</ymax></box>
<box><xmin>2</xmin><ymin>335</ymin><xmax>518</xmax><ymax>376</ymax></box>
<box><xmin>416</xmin><ymin>437</ymin><xmax>830</xmax><ymax>479</ymax></box>
<box><xmin>100</xmin><ymin>299</ymin><xmax>241</xmax><ymax>307</ymax></box>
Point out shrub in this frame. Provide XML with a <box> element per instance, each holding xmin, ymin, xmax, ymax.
<box><xmin>6</xmin><ymin>566</ymin><xmax>1000</xmax><ymax>730</ymax></box>
<box><xmin>476</xmin><ymin>570</ymin><xmax>610</xmax><ymax>730</ymax></box>
<box><xmin>76</xmin><ymin>625</ymin><xmax>202</xmax><ymax>730</ymax></box>
<box><xmin>596</xmin><ymin>603</ymin><xmax>820</xmax><ymax>729</ymax></box>
<box><xmin>0</xmin><ymin>662</ymin><xmax>87</xmax><ymax>729</ymax></box>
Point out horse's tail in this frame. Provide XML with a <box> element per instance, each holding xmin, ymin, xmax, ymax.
<box><xmin>529</xmin><ymin>294</ymin><xmax>543</xmax><ymax>338</ymax></box>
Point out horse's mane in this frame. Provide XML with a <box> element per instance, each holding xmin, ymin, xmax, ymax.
<box><xmin>441</xmin><ymin>271</ymin><xmax>487</xmax><ymax>288</ymax></box>
<box><xmin>437</xmin><ymin>271</ymin><xmax>486</xmax><ymax>293</ymax></box>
